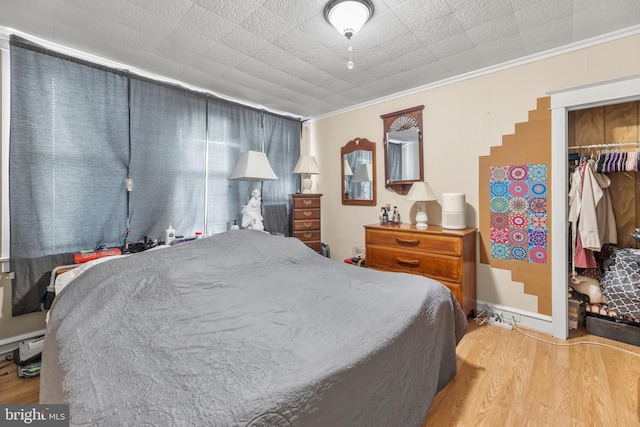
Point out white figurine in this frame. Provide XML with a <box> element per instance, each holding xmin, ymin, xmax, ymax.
<box><xmin>241</xmin><ymin>188</ymin><xmax>265</xmax><ymax>231</ymax></box>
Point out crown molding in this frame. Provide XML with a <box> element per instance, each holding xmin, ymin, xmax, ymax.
<box><xmin>312</xmin><ymin>24</ymin><xmax>640</xmax><ymax>122</ymax></box>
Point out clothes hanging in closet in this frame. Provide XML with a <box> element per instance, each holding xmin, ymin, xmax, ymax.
<box><xmin>595</xmin><ymin>148</ymin><xmax>640</xmax><ymax>172</ymax></box>
<box><xmin>568</xmin><ymin>158</ymin><xmax>618</xmax><ymax>272</ymax></box>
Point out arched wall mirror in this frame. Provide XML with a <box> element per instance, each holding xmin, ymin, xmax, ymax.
<box><xmin>341</xmin><ymin>137</ymin><xmax>377</xmax><ymax>206</ymax></box>
<box><xmin>381</xmin><ymin>105</ymin><xmax>424</xmax><ymax>195</ymax></box>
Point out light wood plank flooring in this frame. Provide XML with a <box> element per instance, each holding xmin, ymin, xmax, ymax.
<box><xmin>423</xmin><ymin>321</ymin><xmax>640</xmax><ymax>426</ymax></box>
<box><xmin>1</xmin><ymin>322</ymin><xmax>639</xmax><ymax>426</ymax></box>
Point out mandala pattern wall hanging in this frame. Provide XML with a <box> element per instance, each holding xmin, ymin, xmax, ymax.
<box><xmin>489</xmin><ymin>164</ymin><xmax>548</xmax><ymax>263</ymax></box>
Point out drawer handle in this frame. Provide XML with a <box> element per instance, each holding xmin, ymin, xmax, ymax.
<box><xmin>303</xmin><ymin>200</ymin><xmax>312</xmax><ymax>206</ymax></box>
<box><xmin>303</xmin><ymin>222</ymin><xmax>312</xmax><ymax>228</ymax></box>
<box><xmin>396</xmin><ymin>257</ymin><xmax>420</xmax><ymax>266</ymax></box>
<box><xmin>304</xmin><ymin>233</ymin><xmax>312</xmax><ymax>238</ymax></box>
<box><xmin>303</xmin><ymin>211</ymin><xmax>312</xmax><ymax>217</ymax></box>
<box><xmin>395</xmin><ymin>237</ymin><xmax>420</xmax><ymax>246</ymax></box>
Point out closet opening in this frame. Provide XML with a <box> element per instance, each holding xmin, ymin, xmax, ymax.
<box><xmin>567</xmin><ymin>104</ymin><xmax>640</xmax><ymax>341</ymax></box>
<box><xmin>550</xmin><ymin>75</ymin><xmax>640</xmax><ymax>339</ymax></box>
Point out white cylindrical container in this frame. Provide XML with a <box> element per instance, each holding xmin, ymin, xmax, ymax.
<box><xmin>442</xmin><ymin>193</ymin><xmax>466</xmax><ymax>229</ymax></box>
<box><xmin>164</xmin><ymin>223</ymin><xmax>176</xmax><ymax>246</ymax></box>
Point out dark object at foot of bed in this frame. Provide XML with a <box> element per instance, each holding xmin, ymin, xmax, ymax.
<box><xmin>586</xmin><ymin>315</ymin><xmax>640</xmax><ymax>346</ymax></box>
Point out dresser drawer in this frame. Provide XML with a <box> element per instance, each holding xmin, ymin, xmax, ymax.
<box><xmin>294</xmin><ymin>230</ymin><xmax>321</xmax><ymax>242</ymax></box>
<box><xmin>293</xmin><ymin>197</ymin><xmax>321</xmax><ymax>209</ymax></box>
<box><xmin>293</xmin><ymin>208</ymin><xmax>320</xmax><ymax>220</ymax></box>
<box><xmin>293</xmin><ymin>219</ymin><xmax>321</xmax><ymax>231</ymax></box>
<box><xmin>365</xmin><ymin>229</ymin><xmax>462</xmax><ymax>256</ymax></box>
<box><xmin>366</xmin><ymin>246</ymin><xmax>462</xmax><ymax>282</ymax></box>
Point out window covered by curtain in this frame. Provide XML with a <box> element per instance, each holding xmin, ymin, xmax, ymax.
<box><xmin>10</xmin><ymin>38</ymin><xmax>129</xmax><ymax>256</ymax></box>
<box><xmin>206</xmin><ymin>98</ymin><xmax>261</xmax><ymax>234</ymax></box>
<box><xmin>8</xmin><ymin>35</ymin><xmax>301</xmax><ymax>315</ymax></box>
<box><xmin>9</xmin><ymin>36</ymin><xmax>129</xmax><ymax>315</ymax></box>
<box><xmin>262</xmin><ymin>112</ymin><xmax>301</xmax><ymax>235</ymax></box>
<box><xmin>129</xmin><ymin>78</ymin><xmax>207</xmax><ymax>241</ymax></box>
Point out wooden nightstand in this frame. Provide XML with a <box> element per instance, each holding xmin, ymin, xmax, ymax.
<box><xmin>291</xmin><ymin>194</ymin><xmax>322</xmax><ymax>253</ymax></box>
<box><xmin>364</xmin><ymin>223</ymin><xmax>476</xmax><ymax>315</ymax></box>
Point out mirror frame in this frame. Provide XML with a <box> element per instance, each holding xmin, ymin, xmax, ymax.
<box><xmin>341</xmin><ymin>137</ymin><xmax>377</xmax><ymax>206</ymax></box>
<box><xmin>381</xmin><ymin>105</ymin><xmax>425</xmax><ymax>195</ymax></box>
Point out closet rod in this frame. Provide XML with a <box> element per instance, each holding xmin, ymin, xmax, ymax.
<box><xmin>567</xmin><ymin>141</ymin><xmax>640</xmax><ymax>151</ymax></box>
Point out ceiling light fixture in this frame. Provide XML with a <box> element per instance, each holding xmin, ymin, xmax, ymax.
<box><xmin>324</xmin><ymin>0</ymin><xmax>374</xmax><ymax>70</ymax></box>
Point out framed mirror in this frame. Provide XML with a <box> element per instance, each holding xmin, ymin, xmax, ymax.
<box><xmin>381</xmin><ymin>105</ymin><xmax>424</xmax><ymax>195</ymax></box>
<box><xmin>341</xmin><ymin>137</ymin><xmax>376</xmax><ymax>206</ymax></box>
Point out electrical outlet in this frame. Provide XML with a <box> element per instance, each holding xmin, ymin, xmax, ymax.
<box><xmin>493</xmin><ymin>309</ymin><xmax>520</xmax><ymax>324</ymax></box>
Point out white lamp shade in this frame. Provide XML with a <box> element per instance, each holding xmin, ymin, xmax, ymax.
<box><xmin>228</xmin><ymin>151</ymin><xmax>278</xmax><ymax>181</ymax></box>
<box><xmin>293</xmin><ymin>155</ymin><xmax>321</xmax><ymax>175</ymax></box>
<box><xmin>325</xmin><ymin>0</ymin><xmax>373</xmax><ymax>37</ymax></box>
<box><xmin>343</xmin><ymin>159</ymin><xmax>353</xmax><ymax>176</ymax></box>
<box><xmin>405</xmin><ymin>181</ymin><xmax>437</xmax><ymax>201</ymax></box>
<box><xmin>351</xmin><ymin>163</ymin><xmax>373</xmax><ymax>183</ymax></box>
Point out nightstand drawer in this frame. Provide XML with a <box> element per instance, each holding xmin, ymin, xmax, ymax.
<box><xmin>294</xmin><ymin>230</ymin><xmax>321</xmax><ymax>242</ymax></box>
<box><xmin>293</xmin><ymin>197</ymin><xmax>321</xmax><ymax>209</ymax></box>
<box><xmin>365</xmin><ymin>229</ymin><xmax>462</xmax><ymax>256</ymax></box>
<box><xmin>366</xmin><ymin>246</ymin><xmax>462</xmax><ymax>282</ymax></box>
<box><xmin>293</xmin><ymin>219</ymin><xmax>321</xmax><ymax>231</ymax></box>
<box><xmin>293</xmin><ymin>208</ymin><xmax>320</xmax><ymax>220</ymax></box>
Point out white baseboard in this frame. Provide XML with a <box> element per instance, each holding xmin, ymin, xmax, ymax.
<box><xmin>476</xmin><ymin>300</ymin><xmax>553</xmax><ymax>335</ymax></box>
<box><xmin>0</xmin><ymin>329</ymin><xmax>46</xmax><ymax>357</ymax></box>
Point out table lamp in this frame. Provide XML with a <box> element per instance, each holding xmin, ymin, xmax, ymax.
<box><xmin>406</xmin><ymin>181</ymin><xmax>437</xmax><ymax>228</ymax></box>
<box><xmin>293</xmin><ymin>155</ymin><xmax>321</xmax><ymax>194</ymax></box>
<box><xmin>228</xmin><ymin>151</ymin><xmax>278</xmax><ymax>231</ymax></box>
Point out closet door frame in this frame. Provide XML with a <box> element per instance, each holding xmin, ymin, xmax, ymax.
<box><xmin>550</xmin><ymin>75</ymin><xmax>640</xmax><ymax>339</ymax></box>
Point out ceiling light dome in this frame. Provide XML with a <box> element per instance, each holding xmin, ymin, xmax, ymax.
<box><xmin>324</xmin><ymin>0</ymin><xmax>374</xmax><ymax>40</ymax></box>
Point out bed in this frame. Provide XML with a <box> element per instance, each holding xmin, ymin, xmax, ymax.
<box><xmin>40</xmin><ymin>230</ymin><xmax>468</xmax><ymax>426</ymax></box>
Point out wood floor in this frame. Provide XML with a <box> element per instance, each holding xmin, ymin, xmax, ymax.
<box><xmin>1</xmin><ymin>322</ymin><xmax>639</xmax><ymax>426</ymax></box>
<box><xmin>423</xmin><ymin>321</ymin><xmax>640</xmax><ymax>426</ymax></box>
<box><xmin>0</xmin><ymin>358</ymin><xmax>39</xmax><ymax>404</ymax></box>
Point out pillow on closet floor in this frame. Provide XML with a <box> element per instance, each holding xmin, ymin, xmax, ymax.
<box><xmin>600</xmin><ymin>248</ymin><xmax>640</xmax><ymax>320</ymax></box>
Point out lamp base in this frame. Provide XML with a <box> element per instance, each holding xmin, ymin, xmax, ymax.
<box><xmin>300</xmin><ymin>173</ymin><xmax>313</xmax><ymax>194</ymax></box>
<box><xmin>415</xmin><ymin>209</ymin><xmax>428</xmax><ymax>228</ymax></box>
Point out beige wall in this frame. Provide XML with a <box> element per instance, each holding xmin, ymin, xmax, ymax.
<box><xmin>0</xmin><ymin>49</ymin><xmax>47</xmax><ymax>342</ymax></box>
<box><xmin>310</xmin><ymin>33</ymin><xmax>640</xmax><ymax>316</ymax></box>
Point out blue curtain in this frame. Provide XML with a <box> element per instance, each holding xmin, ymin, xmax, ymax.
<box><xmin>129</xmin><ymin>79</ymin><xmax>207</xmax><ymax>241</ymax></box>
<box><xmin>262</xmin><ymin>112</ymin><xmax>300</xmax><ymax>235</ymax></box>
<box><xmin>8</xmin><ymin>36</ymin><xmax>300</xmax><ymax>315</ymax></box>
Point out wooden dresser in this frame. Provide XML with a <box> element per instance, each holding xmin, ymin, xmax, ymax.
<box><xmin>364</xmin><ymin>223</ymin><xmax>476</xmax><ymax>315</ymax></box>
<box><xmin>291</xmin><ymin>194</ymin><xmax>322</xmax><ymax>253</ymax></box>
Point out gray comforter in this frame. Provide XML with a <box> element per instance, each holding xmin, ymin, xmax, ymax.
<box><xmin>41</xmin><ymin>230</ymin><xmax>467</xmax><ymax>426</ymax></box>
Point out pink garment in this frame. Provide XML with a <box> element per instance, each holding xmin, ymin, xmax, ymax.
<box><xmin>574</xmin><ymin>231</ymin><xmax>597</xmax><ymax>268</ymax></box>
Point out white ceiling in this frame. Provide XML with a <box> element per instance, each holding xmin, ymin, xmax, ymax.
<box><xmin>1</xmin><ymin>0</ymin><xmax>640</xmax><ymax>119</ymax></box>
